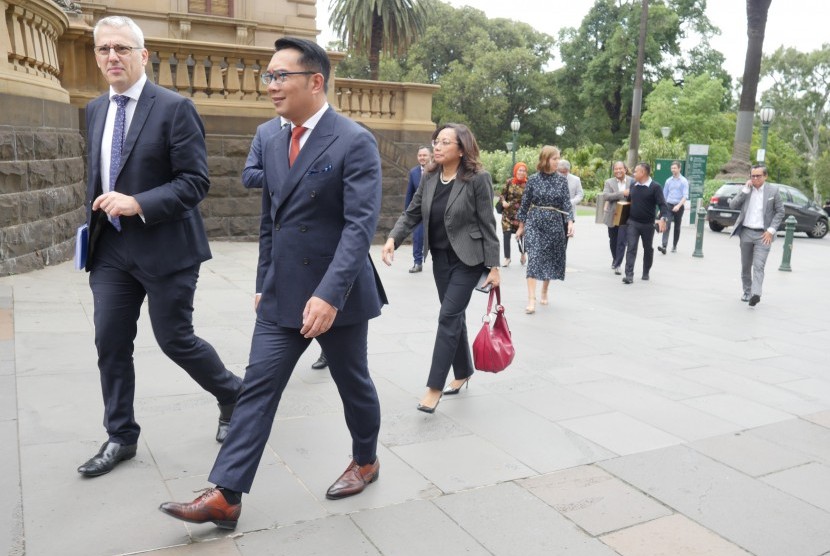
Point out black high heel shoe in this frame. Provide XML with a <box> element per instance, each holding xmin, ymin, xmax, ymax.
<box><xmin>417</xmin><ymin>396</ymin><xmax>441</xmax><ymax>414</ymax></box>
<box><xmin>443</xmin><ymin>377</ymin><xmax>471</xmax><ymax>395</ymax></box>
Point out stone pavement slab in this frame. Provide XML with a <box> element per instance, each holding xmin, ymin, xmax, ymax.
<box><xmin>600</xmin><ymin>444</ymin><xmax>830</xmax><ymax>556</ymax></box>
<box><xmin>519</xmin><ymin>465</ymin><xmax>672</xmax><ymax>536</ymax></box>
<box><xmin>435</xmin><ymin>482</ymin><xmax>619</xmax><ymax>556</ymax></box>
<box><xmin>601</xmin><ymin>513</ymin><xmax>752</xmax><ymax>556</ymax></box>
<box><xmin>3</xmin><ymin>216</ymin><xmax>830</xmax><ymax>555</ymax></box>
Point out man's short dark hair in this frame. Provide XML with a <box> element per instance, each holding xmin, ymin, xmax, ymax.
<box><xmin>274</xmin><ymin>37</ymin><xmax>330</xmax><ymax>92</ymax></box>
<box><xmin>751</xmin><ymin>164</ymin><xmax>768</xmax><ymax>176</ymax></box>
<box><xmin>636</xmin><ymin>162</ymin><xmax>651</xmax><ymax>175</ymax></box>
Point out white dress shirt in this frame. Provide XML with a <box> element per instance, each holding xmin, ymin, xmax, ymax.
<box><xmin>100</xmin><ymin>74</ymin><xmax>147</xmax><ymax>194</ymax></box>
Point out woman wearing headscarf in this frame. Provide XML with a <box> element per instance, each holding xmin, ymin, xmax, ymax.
<box><xmin>382</xmin><ymin>123</ymin><xmax>500</xmax><ymax>413</ymax></box>
<box><xmin>515</xmin><ymin>146</ymin><xmax>574</xmax><ymax>314</ymax></box>
<box><xmin>499</xmin><ymin>162</ymin><xmax>528</xmax><ymax>267</ymax></box>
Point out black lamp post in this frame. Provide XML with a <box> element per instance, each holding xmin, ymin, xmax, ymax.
<box><xmin>758</xmin><ymin>104</ymin><xmax>775</xmax><ymax>163</ymax></box>
<box><xmin>510</xmin><ymin>115</ymin><xmax>520</xmax><ymax>166</ymax></box>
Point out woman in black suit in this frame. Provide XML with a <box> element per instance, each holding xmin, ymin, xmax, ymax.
<box><xmin>382</xmin><ymin>123</ymin><xmax>501</xmax><ymax>413</ymax></box>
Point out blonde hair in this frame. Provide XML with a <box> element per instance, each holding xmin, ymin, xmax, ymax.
<box><xmin>536</xmin><ymin>145</ymin><xmax>561</xmax><ymax>173</ymax></box>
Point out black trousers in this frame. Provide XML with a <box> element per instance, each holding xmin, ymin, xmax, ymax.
<box><xmin>89</xmin><ymin>226</ymin><xmax>242</xmax><ymax>445</ymax></box>
<box><xmin>607</xmin><ymin>226</ymin><xmax>618</xmax><ymax>263</ymax></box>
<box><xmin>625</xmin><ymin>220</ymin><xmax>656</xmax><ymax>279</ymax></box>
<box><xmin>502</xmin><ymin>230</ymin><xmax>524</xmax><ymax>259</ymax></box>
<box><xmin>662</xmin><ymin>205</ymin><xmax>685</xmax><ymax>249</ymax></box>
<box><xmin>427</xmin><ymin>249</ymin><xmax>484</xmax><ymax>390</ymax></box>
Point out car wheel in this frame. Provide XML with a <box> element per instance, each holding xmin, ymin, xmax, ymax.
<box><xmin>708</xmin><ymin>220</ymin><xmax>724</xmax><ymax>232</ymax></box>
<box><xmin>808</xmin><ymin>218</ymin><xmax>828</xmax><ymax>239</ymax></box>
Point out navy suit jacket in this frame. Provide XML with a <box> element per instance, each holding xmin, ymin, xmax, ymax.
<box><xmin>242</xmin><ymin>117</ymin><xmax>284</xmax><ymax>189</ymax></box>
<box><xmin>84</xmin><ymin>81</ymin><xmax>212</xmax><ymax>276</ymax></box>
<box><xmin>405</xmin><ymin>165</ymin><xmax>423</xmax><ymax>209</ymax></box>
<box><xmin>256</xmin><ymin>107</ymin><xmax>387</xmax><ymax>328</ymax></box>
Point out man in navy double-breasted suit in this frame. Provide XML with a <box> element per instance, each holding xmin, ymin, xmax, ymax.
<box><xmin>76</xmin><ymin>16</ymin><xmax>242</xmax><ymax>478</ymax></box>
<box><xmin>160</xmin><ymin>37</ymin><xmax>387</xmax><ymax>529</ymax></box>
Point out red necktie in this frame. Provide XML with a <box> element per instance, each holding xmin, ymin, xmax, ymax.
<box><xmin>289</xmin><ymin>126</ymin><xmax>306</xmax><ymax>167</ymax></box>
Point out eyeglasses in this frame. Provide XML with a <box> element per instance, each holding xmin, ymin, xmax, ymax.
<box><xmin>93</xmin><ymin>44</ymin><xmax>141</xmax><ymax>57</ymax></box>
<box><xmin>260</xmin><ymin>71</ymin><xmax>315</xmax><ymax>85</ymax></box>
<box><xmin>750</xmin><ymin>174</ymin><xmax>765</xmax><ymax>178</ymax></box>
<box><xmin>431</xmin><ymin>139</ymin><xmax>459</xmax><ymax>148</ymax></box>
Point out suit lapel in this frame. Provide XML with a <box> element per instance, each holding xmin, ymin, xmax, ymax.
<box><xmin>88</xmin><ymin>97</ymin><xmax>108</xmax><ymax>196</ymax></box>
<box><xmin>446</xmin><ymin>174</ymin><xmax>466</xmax><ymax>210</ymax></box>
<box><xmin>270</xmin><ymin>107</ymin><xmax>338</xmax><ymax>215</ymax></box>
<box><xmin>114</xmin><ymin>82</ymin><xmax>156</xmax><ymax>185</ymax></box>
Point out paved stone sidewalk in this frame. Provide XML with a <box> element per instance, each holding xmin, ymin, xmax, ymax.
<box><xmin>2</xmin><ymin>216</ymin><xmax>830</xmax><ymax>556</ymax></box>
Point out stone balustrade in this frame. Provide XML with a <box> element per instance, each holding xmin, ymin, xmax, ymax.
<box><xmin>0</xmin><ymin>0</ymin><xmax>70</xmax><ymax>103</ymax></box>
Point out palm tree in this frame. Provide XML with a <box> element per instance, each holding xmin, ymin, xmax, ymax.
<box><xmin>329</xmin><ymin>0</ymin><xmax>428</xmax><ymax>81</ymax></box>
<box><xmin>722</xmin><ymin>0</ymin><xmax>773</xmax><ymax>176</ymax></box>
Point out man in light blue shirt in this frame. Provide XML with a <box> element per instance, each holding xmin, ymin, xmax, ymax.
<box><xmin>659</xmin><ymin>160</ymin><xmax>689</xmax><ymax>253</ymax></box>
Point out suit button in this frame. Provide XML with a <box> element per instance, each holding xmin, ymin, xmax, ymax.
<box><xmin>303</xmin><ymin>258</ymin><xmax>309</xmax><ymax>265</ymax></box>
<box><xmin>300</xmin><ymin>225</ymin><xmax>307</xmax><ymax>232</ymax></box>
<box><xmin>310</xmin><ymin>191</ymin><xmax>317</xmax><ymax>198</ymax></box>
<box><xmin>275</xmin><ymin>223</ymin><xmax>281</xmax><ymax>230</ymax></box>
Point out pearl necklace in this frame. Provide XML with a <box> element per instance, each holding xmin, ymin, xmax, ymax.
<box><xmin>440</xmin><ymin>171</ymin><xmax>457</xmax><ymax>185</ymax></box>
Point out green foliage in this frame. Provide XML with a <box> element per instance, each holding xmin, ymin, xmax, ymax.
<box><xmin>329</xmin><ymin>0</ymin><xmax>429</xmax><ymax>79</ymax></box>
<box><xmin>556</xmin><ymin>0</ymin><xmax>720</xmax><ymax>148</ymax></box>
<box><xmin>761</xmin><ymin>44</ymin><xmax>830</xmax><ymax>199</ymax></box>
<box><xmin>480</xmin><ymin>145</ymin><xmax>541</xmax><ymax>192</ymax></box>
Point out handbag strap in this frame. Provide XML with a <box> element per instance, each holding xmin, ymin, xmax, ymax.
<box><xmin>486</xmin><ymin>285</ymin><xmax>501</xmax><ymax>314</ymax></box>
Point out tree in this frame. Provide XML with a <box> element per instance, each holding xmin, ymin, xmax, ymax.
<box><xmin>329</xmin><ymin>0</ymin><xmax>428</xmax><ymax>81</ymax></box>
<box><xmin>762</xmin><ymin>44</ymin><xmax>830</xmax><ymax>200</ymax></box>
<box><xmin>556</xmin><ymin>0</ymin><xmax>720</xmax><ymax>149</ymax></box>
<box><xmin>721</xmin><ymin>0</ymin><xmax>773</xmax><ymax>176</ymax></box>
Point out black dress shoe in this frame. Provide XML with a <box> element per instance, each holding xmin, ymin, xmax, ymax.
<box><xmin>613</xmin><ymin>266</ymin><xmax>621</xmax><ymax>275</ymax></box>
<box><xmin>749</xmin><ymin>294</ymin><xmax>761</xmax><ymax>307</ymax></box>
<box><xmin>409</xmin><ymin>264</ymin><xmax>423</xmax><ymax>273</ymax></box>
<box><xmin>216</xmin><ymin>402</ymin><xmax>235</xmax><ymax>443</ymax></box>
<box><xmin>311</xmin><ymin>352</ymin><xmax>328</xmax><ymax>369</ymax></box>
<box><xmin>622</xmin><ymin>277</ymin><xmax>633</xmax><ymax>284</ymax></box>
<box><xmin>741</xmin><ymin>293</ymin><xmax>751</xmax><ymax>302</ymax></box>
<box><xmin>78</xmin><ymin>441</ymin><xmax>137</xmax><ymax>477</ymax></box>
<box><xmin>658</xmin><ymin>246</ymin><xmax>667</xmax><ymax>254</ymax></box>
<box><xmin>641</xmin><ymin>274</ymin><xmax>650</xmax><ymax>281</ymax></box>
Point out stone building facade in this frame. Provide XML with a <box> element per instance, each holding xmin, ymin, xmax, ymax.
<box><xmin>0</xmin><ymin>0</ymin><xmax>437</xmax><ymax>275</ymax></box>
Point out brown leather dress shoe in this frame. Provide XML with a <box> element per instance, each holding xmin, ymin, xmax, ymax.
<box><xmin>159</xmin><ymin>488</ymin><xmax>241</xmax><ymax>530</ymax></box>
<box><xmin>325</xmin><ymin>458</ymin><xmax>379</xmax><ymax>500</ymax></box>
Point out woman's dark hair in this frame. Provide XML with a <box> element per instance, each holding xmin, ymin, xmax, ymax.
<box><xmin>426</xmin><ymin>123</ymin><xmax>483</xmax><ymax>181</ymax></box>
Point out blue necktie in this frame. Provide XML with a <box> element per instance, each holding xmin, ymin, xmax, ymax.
<box><xmin>109</xmin><ymin>94</ymin><xmax>129</xmax><ymax>231</ymax></box>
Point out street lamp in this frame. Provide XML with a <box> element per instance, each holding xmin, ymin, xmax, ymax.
<box><xmin>660</xmin><ymin>126</ymin><xmax>671</xmax><ymax>139</ymax></box>
<box><xmin>510</xmin><ymin>115</ymin><xmax>520</xmax><ymax>166</ymax></box>
<box><xmin>758</xmin><ymin>104</ymin><xmax>775</xmax><ymax>163</ymax></box>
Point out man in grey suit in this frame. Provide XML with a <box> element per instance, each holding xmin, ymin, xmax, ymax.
<box><xmin>160</xmin><ymin>37</ymin><xmax>387</xmax><ymax>530</ymax></box>
<box><xmin>729</xmin><ymin>165</ymin><xmax>785</xmax><ymax>306</ymax></box>
<box><xmin>77</xmin><ymin>16</ymin><xmax>242</xmax><ymax>478</ymax></box>
<box><xmin>602</xmin><ymin>161</ymin><xmax>634</xmax><ymax>274</ymax></box>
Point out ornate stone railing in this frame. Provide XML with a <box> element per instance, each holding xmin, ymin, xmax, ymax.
<box><xmin>334</xmin><ymin>78</ymin><xmax>438</xmax><ymax>132</ymax></box>
<box><xmin>0</xmin><ymin>0</ymin><xmax>70</xmax><ymax>103</ymax></box>
<box><xmin>59</xmin><ymin>25</ymin><xmax>438</xmax><ymax>129</ymax></box>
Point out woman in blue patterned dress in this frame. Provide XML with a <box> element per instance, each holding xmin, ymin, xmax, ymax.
<box><xmin>516</xmin><ymin>146</ymin><xmax>574</xmax><ymax>314</ymax></box>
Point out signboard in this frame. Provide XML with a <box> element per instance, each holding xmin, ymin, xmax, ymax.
<box><xmin>686</xmin><ymin>144</ymin><xmax>709</xmax><ymax>225</ymax></box>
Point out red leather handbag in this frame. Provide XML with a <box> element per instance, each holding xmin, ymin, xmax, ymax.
<box><xmin>472</xmin><ymin>286</ymin><xmax>515</xmax><ymax>373</ymax></box>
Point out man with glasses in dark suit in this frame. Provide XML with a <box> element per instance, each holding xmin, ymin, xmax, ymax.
<box><xmin>77</xmin><ymin>16</ymin><xmax>242</xmax><ymax>478</ymax></box>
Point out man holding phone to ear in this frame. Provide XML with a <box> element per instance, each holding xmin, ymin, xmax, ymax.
<box><xmin>728</xmin><ymin>165</ymin><xmax>784</xmax><ymax>307</ymax></box>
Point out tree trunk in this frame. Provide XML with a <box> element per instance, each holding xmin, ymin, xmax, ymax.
<box><xmin>368</xmin><ymin>14</ymin><xmax>383</xmax><ymax>81</ymax></box>
<box><xmin>627</xmin><ymin>0</ymin><xmax>648</xmax><ymax>170</ymax></box>
<box><xmin>721</xmin><ymin>0</ymin><xmax>773</xmax><ymax>177</ymax></box>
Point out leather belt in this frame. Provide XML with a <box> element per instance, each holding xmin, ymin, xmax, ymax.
<box><xmin>744</xmin><ymin>227</ymin><xmax>764</xmax><ymax>231</ymax></box>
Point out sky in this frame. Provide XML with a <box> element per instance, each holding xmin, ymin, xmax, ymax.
<box><xmin>314</xmin><ymin>0</ymin><xmax>827</xmax><ymax>84</ymax></box>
